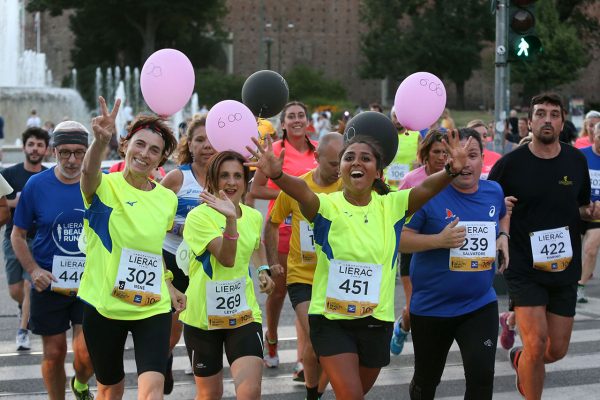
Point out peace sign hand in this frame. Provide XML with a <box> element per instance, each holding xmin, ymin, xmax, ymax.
<box><xmin>443</xmin><ymin>129</ymin><xmax>471</xmax><ymax>175</ymax></box>
<box><xmin>245</xmin><ymin>135</ymin><xmax>285</xmax><ymax>180</ymax></box>
<box><xmin>91</xmin><ymin>96</ymin><xmax>121</xmax><ymax>145</ymax></box>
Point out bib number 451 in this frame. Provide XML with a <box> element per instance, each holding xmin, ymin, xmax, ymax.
<box><xmin>339</xmin><ymin>279</ymin><xmax>369</xmax><ymax>295</ymax></box>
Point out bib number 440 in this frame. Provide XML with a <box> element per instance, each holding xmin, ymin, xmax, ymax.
<box><xmin>339</xmin><ymin>279</ymin><xmax>369</xmax><ymax>295</ymax></box>
<box><xmin>58</xmin><ymin>270</ymin><xmax>82</xmax><ymax>283</ymax></box>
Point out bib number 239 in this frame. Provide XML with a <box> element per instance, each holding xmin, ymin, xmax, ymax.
<box><xmin>325</xmin><ymin>260</ymin><xmax>382</xmax><ymax>317</ymax></box>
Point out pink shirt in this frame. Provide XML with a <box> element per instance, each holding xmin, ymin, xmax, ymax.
<box><xmin>482</xmin><ymin>149</ymin><xmax>502</xmax><ymax>178</ymax></box>
<box><xmin>575</xmin><ymin>136</ymin><xmax>592</xmax><ymax>149</ymax></box>
<box><xmin>399</xmin><ymin>166</ymin><xmax>428</xmax><ymax>189</ymax></box>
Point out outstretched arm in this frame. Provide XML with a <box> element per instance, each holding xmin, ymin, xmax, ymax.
<box><xmin>246</xmin><ymin>136</ymin><xmax>320</xmax><ymax>221</ymax></box>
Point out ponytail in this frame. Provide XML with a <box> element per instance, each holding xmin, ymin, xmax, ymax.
<box><xmin>372</xmin><ymin>177</ymin><xmax>391</xmax><ymax>195</ymax></box>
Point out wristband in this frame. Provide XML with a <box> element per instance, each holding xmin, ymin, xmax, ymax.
<box><xmin>497</xmin><ymin>231</ymin><xmax>510</xmax><ymax>240</ymax></box>
<box><xmin>164</xmin><ymin>269</ymin><xmax>174</xmax><ymax>282</ymax></box>
<box><xmin>223</xmin><ymin>232</ymin><xmax>240</xmax><ymax>240</ymax></box>
<box><xmin>256</xmin><ymin>265</ymin><xmax>271</xmax><ymax>276</ymax></box>
<box><xmin>444</xmin><ymin>163</ymin><xmax>460</xmax><ymax>178</ymax></box>
<box><xmin>270</xmin><ymin>170</ymin><xmax>284</xmax><ymax>180</ymax></box>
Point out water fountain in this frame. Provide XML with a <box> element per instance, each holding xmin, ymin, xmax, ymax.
<box><xmin>0</xmin><ymin>0</ymin><xmax>89</xmax><ymax>161</ymax></box>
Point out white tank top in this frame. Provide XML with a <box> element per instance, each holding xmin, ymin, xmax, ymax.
<box><xmin>163</xmin><ymin>164</ymin><xmax>204</xmax><ymax>254</ymax></box>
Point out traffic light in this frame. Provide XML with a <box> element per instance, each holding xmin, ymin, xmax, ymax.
<box><xmin>507</xmin><ymin>0</ymin><xmax>542</xmax><ymax>61</ymax></box>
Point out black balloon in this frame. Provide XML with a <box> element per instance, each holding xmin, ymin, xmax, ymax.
<box><xmin>241</xmin><ymin>70</ymin><xmax>289</xmax><ymax>118</ymax></box>
<box><xmin>343</xmin><ymin>111</ymin><xmax>399</xmax><ymax>168</ymax></box>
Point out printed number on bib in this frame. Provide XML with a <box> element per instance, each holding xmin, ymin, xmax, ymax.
<box><xmin>299</xmin><ymin>220</ymin><xmax>316</xmax><ymax>263</ymax></box>
<box><xmin>325</xmin><ymin>259</ymin><xmax>382</xmax><ymax>317</ymax></box>
<box><xmin>530</xmin><ymin>227</ymin><xmax>572</xmax><ymax>272</ymax></box>
<box><xmin>112</xmin><ymin>248</ymin><xmax>162</xmax><ymax>306</ymax></box>
<box><xmin>51</xmin><ymin>256</ymin><xmax>85</xmax><ymax>296</ymax></box>
<box><xmin>386</xmin><ymin>163</ymin><xmax>410</xmax><ymax>184</ymax></box>
<box><xmin>449</xmin><ymin>222</ymin><xmax>496</xmax><ymax>271</ymax></box>
<box><xmin>206</xmin><ymin>278</ymin><xmax>253</xmax><ymax>329</ymax></box>
<box><xmin>590</xmin><ymin>170</ymin><xmax>600</xmax><ymax>197</ymax></box>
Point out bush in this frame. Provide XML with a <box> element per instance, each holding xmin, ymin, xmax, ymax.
<box><xmin>285</xmin><ymin>65</ymin><xmax>347</xmax><ymax>102</ymax></box>
<box><xmin>195</xmin><ymin>68</ymin><xmax>245</xmax><ymax>106</ymax></box>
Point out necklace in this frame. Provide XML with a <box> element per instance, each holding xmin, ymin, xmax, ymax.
<box><xmin>343</xmin><ymin>193</ymin><xmax>371</xmax><ymax>223</ymax></box>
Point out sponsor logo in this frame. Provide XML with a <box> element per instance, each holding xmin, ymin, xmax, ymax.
<box><xmin>347</xmin><ymin>305</ymin><xmax>356</xmax><ymax>313</ymax></box>
<box><xmin>445</xmin><ymin>209</ymin><xmax>456</xmax><ymax>219</ymax></box>
<box><xmin>551</xmin><ymin>263</ymin><xmax>558</xmax><ymax>270</ymax></box>
<box><xmin>133</xmin><ymin>294</ymin><xmax>142</xmax><ymax>303</ymax></box>
<box><xmin>126</xmin><ymin>201</ymin><xmax>138</xmax><ymax>206</ymax></box>
<box><xmin>229</xmin><ymin>319</ymin><xmax>237</xmax><ymax>326</ymax></box>
<box><xmin>483</xmin><ymin>339</ymin><xmax>494</xmax><ymax>347</ymax></box>
<box><xmin>471</xmin><ymin>261</ymin><xmax>479</xmax><ymax>269</ymax></box>
<box><xmin>489</xmin><ymin>206</ymin><xmax>496</xmax><ymax>217</ymax></box>
<box><xmin>559</xmin><ymin>176</ymin><xmax>573</xmax><ymax>186</ymax></box>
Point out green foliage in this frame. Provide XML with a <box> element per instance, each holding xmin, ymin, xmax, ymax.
<box><xmin>360</xmin><ymin>0</ymin><xmax>494</xmax><ymax>108</ymax></box>
<box><xmin>285</xmin><ymin>65</ymin><xmax>347</xmax><ymax>102</ymax></box>
<box><xmin>511</xmin><ymin>0</ymin><xmax>587</xmax><ymax>99</ymax></box>
<box><xmin>195</xmin><ymin>68</ymin><xmax>245</xmax><ymax>107</ymax></box>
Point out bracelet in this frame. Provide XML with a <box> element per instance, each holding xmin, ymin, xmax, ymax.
<box><xmin>497</xmin><ymin>231</ymin><xmax>510</xmax><ymax>240</ymax></box>
<box><xmin>223</xmin><ymin>232</ymin><xmax>240</xmax><ymax>240</ymax></box>
<box><xmin>444</xmin><ymin>163</ymin><xmax>460</xmax><ymax>178</ymax></box>
<box><xmin>270</xmin><ymin>170</ymin><xmax>284</xmax><ymax>180</ymax></box>
<box><xmin>256</xmin><ymin>265</ymin><xmax>271</xmax><ymax>276</ymax></box>
<box><xmin>164</xmin><ymin>270</ymin><xmax>174</xmax><ymax>282</ymax></box>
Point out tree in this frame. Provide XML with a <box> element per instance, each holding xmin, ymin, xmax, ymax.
<box><xmin>360</xmin><ymin>0</ymin><xmax>494</xmax><ymax>109</ymax></box>
<box><xmin>511</xmin><ymin>0</ymin><xmax>587</xmax><ymax>100</ymax></box>
<box><xmin>27</xmin><ymin>0</ymin><xmax>228</xmax><ymax>67</ymax></box>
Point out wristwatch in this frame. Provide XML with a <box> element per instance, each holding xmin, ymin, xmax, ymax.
<box><xmin>444</xmin><ymin>163</ymin><xmax>460</xmax><ymax>178</ymax></box>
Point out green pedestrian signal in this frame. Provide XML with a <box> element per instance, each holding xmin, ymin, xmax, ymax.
<box><xmin>508</xmin><ymin>0</ymin><xmax>542</xmax><ymax>61</ymax></box>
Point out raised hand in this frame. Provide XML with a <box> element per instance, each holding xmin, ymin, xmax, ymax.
<box><xmin>200</xmin><ymin>190</ymin><xmax>237</xmax><ymax>219</ymax></box>
<box><xmin>245</xmin><ymin>135</ymin><xmax>285</xmax><ymax>180</ymax></box>
<box><xmin>436</xmin><ymin>217</ymin><xmax>466</xmax><ymax>249</ymax></box>
<box><xmin>443</xmin><ymin>129</ymin><xmax>472</xmax><ymax>175</ymax></box>
<box><xmin>91</xmin><ymin>96</ymin><xmax>121</xmax><ymax>145</ymax></box>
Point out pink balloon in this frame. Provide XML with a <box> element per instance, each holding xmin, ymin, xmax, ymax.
<box><xmin>206</xmin><ymin>100</ymin><xmax>259</xmax><ymax>158</ymax></box>
<box><xmin>140</xmin><ymin>49</ymin><xmax>195</xmax><ymax>116</ymax></box>
<box><xmin>394</xmin><ymin>72</ymin><xmax>447</xmax><ymax>131</ymax></box>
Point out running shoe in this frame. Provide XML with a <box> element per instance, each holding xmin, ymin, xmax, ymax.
<box><xmin>577</xmin><ymin>284</ymin><xmax>588</xmax><ymax>303</ymax></box>
<box><xmin>184</xmin><ymin>363</ymin><xmax>193</xmax><ymax>375</ymax></box>
<box><xmin>263</xmin><ymin>331</ymin><xmax>279</xmax><ymax>368</ymax></box>
<box><xmin>509</xmin><ymin>346</ymin><xmax>525</xmax><ymax>397</ymax></box>
<box><xmin>16</xmin><ymin>329</ymin><xmax>30</xmax><ymax>351</ymax></box>
<box><xmin>292</xmin><ymin>361</ymin><xmax>305</xmax><ymax>382</ymax></box>
<box><xmin>499</xmin><ymin>312</ymin><xmax>516</xmax><ymax>350</ymax></box>
<box><xmin>390</xmin><ymin>320</ymin><xmax>409</xmax><ymax>355</ymax></box>
<box><xmin>164</xmin><ymin>353</ymin><xmax>174</xmax><ymax>394</ymax></box>
<box><xmin>70</xmin><ymin>376</ymin><xmax>94</xmax><ymax>400</ymax></box>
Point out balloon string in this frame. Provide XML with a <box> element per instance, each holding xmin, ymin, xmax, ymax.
<box><xmin>258</xmin><ymin>107</ymin><xmax>263</xmax><ymax>119</ymax></box>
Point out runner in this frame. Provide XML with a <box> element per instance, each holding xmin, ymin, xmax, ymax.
<box><xmin>574</xmin><ymin>110</ymin><xmax>600</xmax><ymax>149</ymax></box>
<box><xmin>180</xmin><ymin>151</ymin><xmax>274</xmax><ymax>400</ymax></box>
<box><xmin>401</xmin><ymin>128</ymin><xmax>509</xmax><ymax>400</ymax></box>
<box><xmin>249</xmin><ymin>101</ymin><xmax>317</xmax><ymax>370</ymax></box>
<box><xmin>1</xmin><ymin>126</ymin><xmax>49</xmax><ymax>351</ymax></box>
<box><xmin>577</xmin><ymin>121</ymin><xmax>600</xmax><ymax>303</ymax></box>
<box><xmin>390</xmin><ymin>129</ymin><xmax>447</xmax><ymax>355</ymax></box>
<box><xmin>11</xmin><ymin>121</ymin><xmax>94</xmax><ymax>399</ymax></box>
<box><xmin>160</xmin><ymin>117</ymin><xmax>215</xmax><ymax>393</ymax></box>
<box><xmin>488</xmin><ymin>93</ymin><xmax>598</xmax><ymax>399</ymax></box>
<box><xmin>265</xmin><ymin>133</ymin><xmax>343</xmax><ymax>397</ymax></box>
<box><xmin>79</xmin><ymin>97</ymin><xmax>185</xmax><ymax>399</ymax></box>
<box><xmin>385</xmin><ymin>108</ymin><xmax>421</xmax><ymax>190</ymax></box>
<box><xmin>246</xmin><ymin>129</ymin><xmax>469</xmax><ymax>399</ymax></box>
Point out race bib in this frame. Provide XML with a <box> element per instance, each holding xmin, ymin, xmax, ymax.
<box><xmin>449</xmin><ymin>222</ymin><xmax>496</xmax><ymax>271</ymax></box>
<box><xmin>51</xmin><ymin>256</ymin><xmax>85</xmax><ymax>296</ymax></box>
<box><xmin>299</xmin><ymin>220</ymin><xmax>316</xmax><ymax>263</ymax></box>
<box><xmin>529</xmin><ymin>227</ymin><xmax>572</xmax><ymax>272</ymax></box>
<box><xmin>206</xmin><ymin>278</ymin><xmax>253</xmax><ymax>329</ymax></box>
<box><xmin>386</xmin><ymin>163</ymin><xmax>410</xmax><ymax>185</ymax></box>
<box><xmin>325</xmin><ymin>260</ymin><xmax>382</xmax><ymax>317</ymax></box>
<box><xmin>590</xmin><ymin>170</ymin><xmax>600</xmax><ymax>197</ymax></box>
<box><xmin>112</xmin><ymin>248</ymin><xmax>162</xmax><ymax>306</ymax></box>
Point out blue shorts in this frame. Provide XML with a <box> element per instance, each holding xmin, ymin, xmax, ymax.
<box><xmin>3</xmin><ymin>237</ymin><xmax>31</xmax><ymax>285</ymax></box>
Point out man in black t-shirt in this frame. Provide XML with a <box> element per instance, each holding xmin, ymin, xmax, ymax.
<box><xmin>488</xmin><ymin>93</ymin><xmax>598</xmax><ymax>399</ymax></box>
<box><xmin>1</xmin><ymin>127</ymin><xmax>49</xmax><ymax>351</ymax></box>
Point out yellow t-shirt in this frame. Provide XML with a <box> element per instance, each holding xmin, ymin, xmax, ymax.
<box><xmin>180</xmin><ymin>203</ymin><xmax>263</xmax><ymax>330</ymax></box>
<box><xmin>270</xmin><ymin>170</ymin><xmax>342</xmax><ymax>285</ymax></box>
<box><xmin>79</xmin><ymin>172</ymin><xmax>177</xmax><ymax>320</ymax></box>
<box><xmin>308</xmin><ymin>190</ymin><xmax>411</xmax><ymax>321</ymax></box>
<box><xmin>384</xmin><ymin>131</ymin><xmax>420</xmax><ymax>190</ymax></box>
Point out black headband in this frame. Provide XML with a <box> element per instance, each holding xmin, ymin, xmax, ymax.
<box><xmin>52</xmin><ymin>130</ymin><xmax>89</xmax><ymax>147</ymax></box>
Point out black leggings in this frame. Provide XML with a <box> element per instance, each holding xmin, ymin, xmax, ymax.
<box><xmin>409</xmin><ymin>301</ymin><xmax>498</xmax><ymax>400</ymax></box>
